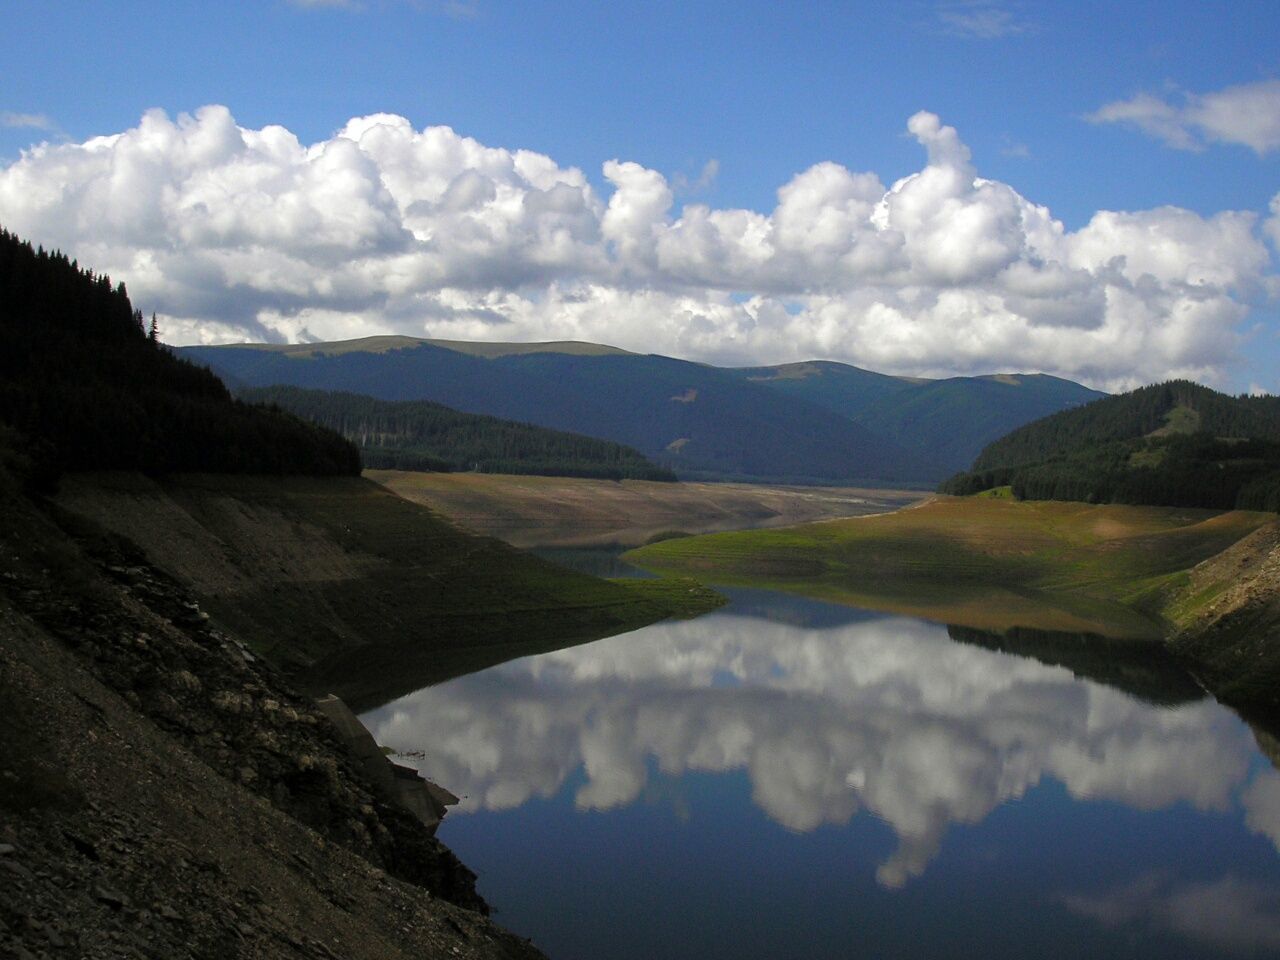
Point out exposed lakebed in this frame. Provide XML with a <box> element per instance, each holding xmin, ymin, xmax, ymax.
<box><xmin>362</xmin><ymin>577</ymin><xmax>1280</xmax><ymax>959</ymax></box>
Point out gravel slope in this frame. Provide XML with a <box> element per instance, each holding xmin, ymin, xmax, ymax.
<box><xmin>0</xmin><ymin>476</ymin><xmax>550</xmax><ymax>959</ymax></box>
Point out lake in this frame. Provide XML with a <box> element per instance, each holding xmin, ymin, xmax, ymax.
<box><xmin>361</xmin><ymin>583</ymin><xmax>1280</xmax><ymax>959</ymax></box>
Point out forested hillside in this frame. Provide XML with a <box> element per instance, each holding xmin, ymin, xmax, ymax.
<box><xmin>242</xmin><ymin>385</ymin><xmax>676</xmax><ymax>481</ymax></box>
<box><xmin>941</xmin><ymin>381</ymin><xmax>1280</xmax><ymax>511</ymax></box>
<box><xmin>186</xmin><ymin>337</ymin><xmax>1104</xmax><ymax>484</ymax></box>
<box><xmin>0</xmin><ymin>228</ymin><xmax>358</xmax><ymax>481</ymax></box>
<box><xmin>973</xmin><ymin>381</ymin><xmax>1280</xmax><ymax>469</ymax></box>
<box><xmin>183</xmin><ymin>340</ymin><xmax>934</xmax><ymax>484</ymax></box>
<box><xmin>849</xmin><ymin>374</ymin><xmax>1106</xmax><ymax>476</ymax></box>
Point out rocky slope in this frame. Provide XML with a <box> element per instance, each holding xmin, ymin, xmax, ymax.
<box><xmin>1167</xmin><ymin>518</ymin><xmax>1280</xmax><ymax>719</ymax></box>
<box><xmin>0</xmin><ymin>472</ymin><xmax>549</xmax><ymax>959</ymax></box>
<box><xmin>51</xmin><ymin>472</ymin><xmax>711</xmax><ymax>708</ymax></box>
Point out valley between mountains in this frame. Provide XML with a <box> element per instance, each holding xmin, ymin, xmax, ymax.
<box><xmin>181</xmin><ymin>335</ymin><xmax>1103</xmax><ymax>486</ymax></box>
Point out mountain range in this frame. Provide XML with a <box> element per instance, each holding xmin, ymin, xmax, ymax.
<box><xmin>181</xmin><ymin>337</ymin><xmax>1105</xmax><ymax>484</ymax></box>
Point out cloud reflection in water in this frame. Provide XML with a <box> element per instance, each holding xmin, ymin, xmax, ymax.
<box><xmin>1061</xmin><ymin>874</ymin><xmax>1280</xmax><ymax>956</ymax></box>
<box><xmin>363</xmin><ymin>605</ymin><xmax>1259</xmax><ymax>888</ymax></box>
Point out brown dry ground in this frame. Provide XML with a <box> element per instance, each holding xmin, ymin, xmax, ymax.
<box><xmin>368</xmin><ymin>470</ymin><xmax>923</xmax><ymax>548</ymax></box>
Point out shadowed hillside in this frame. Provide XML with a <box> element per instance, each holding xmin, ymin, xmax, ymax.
<box><xmin>180</xmin><ymin>339</ymin><xmax>937</xmax><ymax>484</ymax></box>
<box><xmin>242</xmin><ymin>384</ymin><xmax>676</xmax><ymax>481</ymax></box>
<box><xmin>0</xmin><ymin>227</ymin><xmax>725</xmax><ymax>957</ymax></box>
<box><xmin>185</xmin><ymin>337</ymin><xmax>1104</xmax><ymax>484</ymax></box>
<box><xmin>729</xmin><ymin>362</ymin><xmax>1105</xmax><ymax>477</ymax></box>
<box><xmin>0</xmin><ymin>228</ymin><xmax>359</xmax><ymax>482</ymax></box>
<box><xmin>850</xmin><ymin>373</ymin><xmax>1106</xmax><ymax>476</ymax></box>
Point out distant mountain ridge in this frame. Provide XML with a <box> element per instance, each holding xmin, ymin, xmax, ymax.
<box><xmin>243</xmin><ymin>335</ymin><xmax>633</xmax><ymax>360</ymax></box>
<box><xmin>726</xmin><ymin>362</ymin><xmax>1104</xmax><ymax>477</ymax></box>
<box><xmin>942</xmin><ymin>380</ymin><xmax>1280</xmax><ymax>511</ymax></box>
<box><xmin>181</xmin><ymin>336</ymin><xmax>1103</xmax><ymax>485</ymax></box>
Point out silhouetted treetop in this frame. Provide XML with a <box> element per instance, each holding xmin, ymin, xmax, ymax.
<box><xmin>0</xmin><ymin>226</ymin><xmax>359</xmax><ymax>481</ymax></box>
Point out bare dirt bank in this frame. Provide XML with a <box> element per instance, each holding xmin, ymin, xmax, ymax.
<box><xmin>0</xmin><ymin>473</ymin><xmax>549</xmax><ymax>959</ymax></box>
<box><xmin>1168</xmin><ymin>519</ymin><xmax>1280</xmax><ymax>718</ymax></box>
<box><xmin>368</xmin><ymin>470</ymin><xmax>922</xmax><ymax>548</ymax></box>
<box><xmin>54</xmin><ymin>473</ymin><xmax>716</xmax><ymax>706</ymax></box>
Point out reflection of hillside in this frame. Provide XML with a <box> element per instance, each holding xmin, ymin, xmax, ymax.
<box><xmin>364</xmin><ymin>603</ymin><xmax>1262</xmax><ymax>888</ymax></box>
<box><xmin>529</xmin><ymin>547</ymin><xmax>655</xmax><ymax>579</ymax></box>
<box><xmin>945</xmin><ymin>624</ymin><xmax>1205</xmax><ymax>706</ymax></box>
<box><xmin>306</xmin><ymin>618</ymin><xmax>643</xmax><ymax>713</ymax></box>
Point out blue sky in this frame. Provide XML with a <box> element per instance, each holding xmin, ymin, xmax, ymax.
<box><xmin>2</xmin><ymin>0</ymin><xmax>1279</xmax><ymax>390</ymax></box>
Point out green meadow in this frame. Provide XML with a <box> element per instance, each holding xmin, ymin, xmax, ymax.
<box><xmin>625</xmin><ymin>495</ymin><xmax>1274</xmax><ymax>639</ymax></box>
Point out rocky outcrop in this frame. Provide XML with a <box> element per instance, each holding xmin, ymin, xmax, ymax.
<box><xmin>313</xmin><ymin>693</ymin><xmax>458</xmax><ymax>834</ymax></box>
<box><xmin>0</xmin><ymin>476</ymin><xmax>549</xmax><ymax>959</ymax></box>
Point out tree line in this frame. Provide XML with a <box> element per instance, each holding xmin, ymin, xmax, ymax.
<box><xmin>972</xmin><ymin>380</ymin><xmax>1280</xmax><ymax>472</ymax></box>
<box><xmin>0</xmin><ymin>227</ymin><xmax>360</xmax><ymax>486</ymax></box>
<box><xmin>241</xmin><ymin>385</ymin><xmax>677</xmax><ymax>481</ymax></box>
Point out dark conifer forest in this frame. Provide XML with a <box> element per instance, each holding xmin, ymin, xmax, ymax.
<box><xmin>940</xmin><ymin>380</ymin><xmax>1280</xmax><ymax>511</ymax></box>
<box><xmin>0</xmin><ymin>227</ymin><xmax>360</xmax><ymax>483</ymax></box>
<box><xmin>240</xmin><ymin>385</ymin><xmax>676</xmax><ymax>481</ymax></box>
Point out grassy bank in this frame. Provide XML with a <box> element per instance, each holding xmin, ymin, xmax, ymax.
<box><xmin>1162</xmin><ymin>521</ymin><xmax>1280</xmax><ymax>714</ymax></box>
<box><xmin>55</xmin><ymin>473</ymin><xmax>722</xmax><ymax>708</ymax></box>
<box><xmin>625</xmin><ymin>496</ymin><xmax>1274</xmax><ymax>639</ymax></box>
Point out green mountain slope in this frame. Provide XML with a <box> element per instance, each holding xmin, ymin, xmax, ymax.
<box><xmin>942</xmin><ymin>380</ymin><xmax>1280</xmax><ymax>511</ymax></box>
<box><xmin>973</xmin><ymin>380</ymin><xmax>1280</xmax><ymax>469</ymax></box>
<box><xmin>725</xmin><ymin>360</ymin><xmax>918</xmax><ymax>417</ymax></box>
<box><xmin>851</xmin><ymin>374</ymin><xmax>1107</xmax><ymax>476</ymax></box>
<box><xmin>181</xmin><ymin>339</ymin><xmax>936</xmax><ymax>484</ymax></box>
<box><xmin>731</xmin><ymin>361</ymin><xmax>1105</xmax><ymax>477</ymax></box>
<box><xmin>241</xmin><ymin>385</ymin><xmax>675</xmax><ymax>481</ymax></box>
<box><xmin>182</xmin><ymin>338</ymin><xmax>1106</xmax><ymax>484</ymax></box>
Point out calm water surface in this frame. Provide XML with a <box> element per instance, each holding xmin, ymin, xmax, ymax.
<box><xmin>362</xmin><ymin>581</ymin><xmax>1280</xmax><ymax>959</ymax></box>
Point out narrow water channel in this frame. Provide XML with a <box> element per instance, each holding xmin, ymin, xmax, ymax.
<box><xmin>362</xmin><ymin>577</ymin><xmax>1280</xmax><ymax>959</ymax></box>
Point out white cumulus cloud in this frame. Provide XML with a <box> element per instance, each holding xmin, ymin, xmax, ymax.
<box><xmin>0</xmin><ymin>104</ymin><xmax>1274</xmax><ymax>388</ymax></box>
<box><xmin>1089</xmin><ymin>78</ymin><xmax>1280</xmax><ymax>155</ymax></box>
